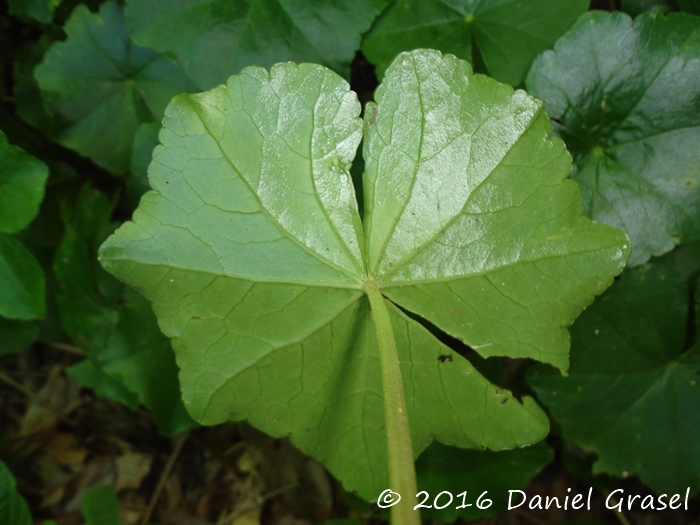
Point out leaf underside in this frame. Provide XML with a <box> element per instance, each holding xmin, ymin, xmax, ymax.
<box><xmin>99</xmin><ymin>49</ymin><xmax>629</xmax><ymax>499</ymax></box>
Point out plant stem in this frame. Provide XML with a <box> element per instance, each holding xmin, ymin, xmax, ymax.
<box><xmin>363</xmin><ymin>280</ymin><xmax>420</xmax><ymax>525</ymax></box>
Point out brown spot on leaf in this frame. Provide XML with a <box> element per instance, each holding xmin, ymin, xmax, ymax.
<box><xmin>438</xmin><ymin>354</ymin><xmax>453</xmax><ymax>363</ymax></box>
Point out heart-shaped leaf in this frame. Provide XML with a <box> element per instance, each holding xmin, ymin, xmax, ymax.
<box><xmin>361</xmin><ymin>0</ymin><xmax>588</xmax><ymax>86</ymax></box>
<box><xmin>528</xmin><ymin>260</ymin><xmax>700</xmax><ymax>494</ymax></box>
<box><xmin>125</xmin><ymin>0</ymin><xmax>390</xmax><ymax>91</ymax></box>
<box><xmin>99</xmin><ymin>49</ymin><xmax>629</xmax><ymax>500</ymax></box>
<box><xmin>526</xmin><ymin>11</ymin><xmax>700</xmax><ymax>265</ymax></box>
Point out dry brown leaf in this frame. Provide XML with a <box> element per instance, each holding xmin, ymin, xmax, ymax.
<box><xmin>116</xmin><ymin>451</ymin><xmax>153</xmax><ymax>491</ymax></box>
<box><xmin>44</xmin><ymin>433</ymin><xmax>88</xmax><ymax>467</ymax></box>
<box><xmin>19</xmin><ymin>367</ymin><xmax>81</xmax><ymax>437</ymax></box>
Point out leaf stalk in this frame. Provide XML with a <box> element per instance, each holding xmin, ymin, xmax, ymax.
<box><xmin>363</xmin><ymin>280</ymin><xmax>420</xmax><ymax>525</ymax></box>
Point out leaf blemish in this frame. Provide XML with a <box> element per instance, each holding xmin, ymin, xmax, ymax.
<box><xmin>438</xmin><ymin>354</ymin><xmax>453</xmax><ymax>363</ymax></box>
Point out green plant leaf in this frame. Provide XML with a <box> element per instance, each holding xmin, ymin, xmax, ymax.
<box><xmin>679</xmin><ymin>0</ymin><xmax>700</xmax><ymax>14</ymax></box>
<box><xmin>0</xmin><ymin>130</ymin><xmax>49</xmax><ymax>235</ymax></box>
<box><xmin>34</xmin><ymin>1</ymin><xmax>198</xmax><ymax>175</ymax></box>
<box><xmin>7</xmin><ymin>0</ymin><xmax>62</xmax><ymax>23</ymax></box>
<box><xmin>620</xmin><ymin>0</ymin><xmax>678</xmax><ymax>16</ymax></box>
<box><xmin>81</xmin><ymin>486</ymin><xmax>121</xmax><ymax>525</ymax></box>
<box><xmin>526</xmin><ymin>11</ymin><xmax>700</xmax><ymax>265</ymax></box>
<box><xmin>528</xmin><ymin>261</ymin><xmax>700</xmax><ymax>494</ymax></box>
<box><xmin>361</xmin><ymin>0</ymin><xmax>588</xmax><ymax>86</ymax></box>
<box><xmin>56</xmin><ymin>186</ymin><xmax>195</xmax><ymax>435</ymax></box>
<box><xmin>0</xmin><ymin>318</ymin><xmax>39</xmax><ymax>356</ymax></box>
<box><xmin>0</xmin><ymin>461</ymin><xmax>31</xmax><ymax>525</ymax></box>
<box><xmin>129</xmin><ymin>122</ymin><xmax>161</xmax><ymax>207</ymax></box>
<box><xmin>99</xmin><ymin>50</ymin><xmax>629</xmax><ymax>499</ymax></box>
<box><xmin>416</xmin><ymin>441</ymin><xmax>553</xmax><ymax>522</ymax></box>
<box><xmin>0</xmin><ymin>234</ymin><xmax>46</xmax><ymax>320</ymax></box>
<box><xmin>125</xmin><ymin>0</ymin><xmax>390</xmax><ymax>91</ymax></box>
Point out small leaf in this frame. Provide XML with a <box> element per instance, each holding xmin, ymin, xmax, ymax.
<box><xmin>34</xmin><ymin>1</ymin><xmax>198</xmax><ymax>175</ymax></box>
<box><xmin>362</xmin><ymin>0</ymin><xmax>588</xmax><ymax>86</ymax></box>
<box><xmin>0</xmin><ymin>461</ymin><xmax>31</xmax><ymax>525</ymax></box>
<box><xmin>416</xmin><ymin>441</ymin><xmax>553</xmax><ymax>522</ymax></box>
<box><xmin>0</xmin><ymin>130</ymin><xmax>49</xmax><ymax>235</ymax></box>
<box><xmin>57</xmin><ymin>186</ymin><xmax>195</xmax><ymax>434</ymax></box>
<box><xmin>7</xmin><ymin>0</ymin><xmax>62</xmax><ymax>23</ymax></box>
<box><xmin>0</xmin><ymin>234</ymin><xmax>46</xmax><ymax>320</ymax></box>
<box><xmin>99</xmin><ymin>50</ymin><xmax>629</xmax><ymax>499</ymax></box>
<box><xmin>528</xmin><ymin>261</ymin><xmax>700</xmax><ymax>494</ymax></box>
<box><xmin>526</xmin><ymin>11</ymin><xmax>700</xmax><ymax>265</ymax></box>
<box><xmin>125</xmin><ymin>0</ymin><xmax>390</xmax><ymax>90</ymax></box>
<box><xmin>81</xmin><ymin>486</ymin><xmax>121</xmax><ymax>525</ymax></box>
<box><xmin>68</xmin><ymin>358</ymin><xmax>140</xmax><ymax>410</ymax></box>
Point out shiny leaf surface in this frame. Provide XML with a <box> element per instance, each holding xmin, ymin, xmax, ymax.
<box><xmin>99</xmin><ymin>50</ymin><xmax>629</xmax><ymax>499</ymax></box>
<box><xmin>526</xmin><ymin>11</ymin><xmax>700</xmax><ymax>265</ymax></box>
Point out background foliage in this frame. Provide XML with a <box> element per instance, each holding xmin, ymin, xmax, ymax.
<box><xmin>0</xmin><ymin>0</ymin><xmax>699</xmax><ymax>524</ymax></box>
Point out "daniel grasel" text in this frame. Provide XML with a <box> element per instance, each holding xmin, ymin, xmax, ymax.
<box><xmin>508</xmin><ymin>488</ymin><xmax>692</xmax><ymax>511</ymax></box>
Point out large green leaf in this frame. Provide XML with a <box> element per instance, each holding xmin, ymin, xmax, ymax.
<box><xmin>361</xmin><ymin>0</ymin><xmax>588</xmax><ymax>86</ymax></box>
<box><xmin>99</xmin><ymin>50</ymin><xmax>629</xmax><ymax>499</ymax></box>
<box><xmin>0</xmin><ymin>461</ymin><xmax>31</xmax><ymax>525</ymax></box>
<box><xmin>526</xmin><ymin>11</ymin><xmax>700</xmax><ymax>265</ymax></box>
<box><xmin>0</xmin><ymin>234</ymin><xmax>46</xmax><ymax>320</ymax></box>
<box><xmin>528</xmin><ymin>261</ymin><xmax>700</xmax><ymax>494</ymax></box>
<box><xmin>416</xmin><ymin>441</ymin><xmax>553</xmax><ymax>522</ymax></box>
<box><xmin>125</xmin><ymin>0</ymin><xmax>389</xmax><ymax>91</ymax></box>
<box><xmin>0</xmin><ymin>131</ymin><xmax>49</xmax><ymax>235</ymax></box>
<box><xmin>55</xmin><ymin>187</ymin><xmax>195</xmax><ymax>435</ymax></box>
<box><xmin>34</xmin><ymin>1</ymin><xmax>198</xmax><ymax>175</ymax></box>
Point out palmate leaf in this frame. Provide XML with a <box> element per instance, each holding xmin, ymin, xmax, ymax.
<box><xmin>361</xmin><ymin>0</ymin><xmax>588</xmax><ymax>86</ymax></box>
<box><xmin>526</xmin><ymin>11</ymin><xmax>700</xmax><ymax>265</ymax></box>
<box><xmin>125</xmin><ymin>0</ymin><xmax>390</xmax><ymax>91</ymax></box>
<box><xmin>528</xmin><ymin>261</ymin><xmax>700</xmax><ymax>494</ymax></box>
<box><xmin>7</xmin><ymin>0</ymin><xmax>62</xmax><ymax>23</ymax></box>
<box><xmin>99</xmin><ymin>49</ymin><xmax>629</xmax><ymax>500</ymax></box>
<box><xmin>34</xmin><ymin>1</ymin><xmax>198</xmax><ymax>175</ymax></box>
